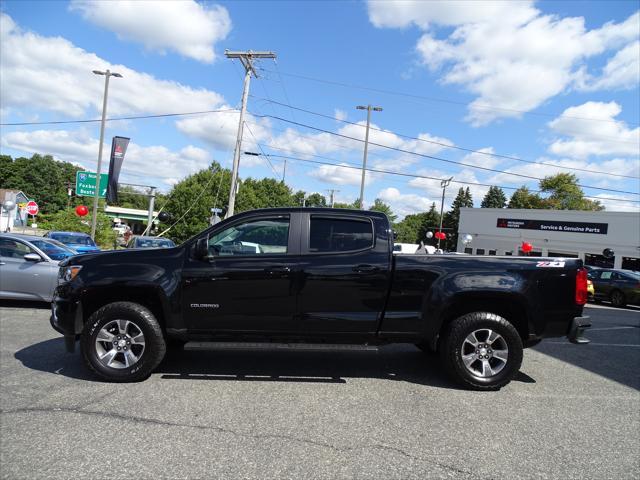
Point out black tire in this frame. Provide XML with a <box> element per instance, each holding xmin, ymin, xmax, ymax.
<box><xmin>610</xmin><ymin>290</ymin><xmax>626</xmax><ymax>308</ymax></box>
<box><xmin>81</xmin><ymin>302</ymin><xmax>166</xmax><ymax>382</ymax></box>
<box><xmin>439</xmin><ymin>312</ymin><xmax>523</xmax><ymax>391</ymax></box>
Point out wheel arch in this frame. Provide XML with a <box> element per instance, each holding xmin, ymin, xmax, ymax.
<box><xmin>430</xmin><ymin>293</ymin><xmax>530</xmax><ymax>350</ymax></box>
<box><xmin>80</xmin><ymin>286</ymin><xmax>169</xmax><ymax>331</ymax></box>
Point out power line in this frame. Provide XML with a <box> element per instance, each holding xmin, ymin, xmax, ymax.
<box><xmin>243</xmin><ymin>121</ymin><xmax>281</xmax><ymax>179</ymax></box>
<box><xmin>0</xmin><ymin>108</ymin><xmax>237</xmax><ymax>126</ymax></box>
<box><xmin>252</xmin><ymin>97</ymin><xmax>640</xmax><ymax>179</ymax></box>
<box><xmin>252</xmin><ymin>113</ymin><xmax>640</xmax><ymax>196</ymax></box>
<box><xmin>260</xmin><ymin>151</ymin><xmax>640</xmax><ymax>205</ymax></box>
<box><xmin>258</xmin><ymin>68</ymin><xmax>640</xmax><ymax>126</ymax></box>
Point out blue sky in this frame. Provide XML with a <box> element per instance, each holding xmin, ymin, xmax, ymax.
<box><xmin>1</xmin><ymin>0</ymin><xmax>638</xmax><ymax>216</ymax></box>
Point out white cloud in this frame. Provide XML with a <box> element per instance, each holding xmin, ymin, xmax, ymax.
<box><xmin>334</xmin><ymin>109</ymin><xmax>347</xmax><ymax>121</ymax></box>
<box><xmin>547</xmin><ymin>101</ymin><xmax>640</xmax><ymax>158</ymax></box>
<box><xmin>368</xmin><ymin>1</ymin><xmax>538</xmax><ymax>29</ymax></box>
<box><xmin>367</xmin><ymin>3</ymin><xmax>640</xmax><ymax>125</ymax></box>
<box><xmin>579</xmin><ymin>41</ymin><xmax>640</xmax><ymax>91</ymax></box>
<box><xmin>309</xmin><ymin>163</ymin><xmax>376</xmax><ymax>186</ymax></box>
<box><xmin>377</xmin><ymin>187</ymin><xmax>434</xmax><ymax>218</ymax></box>
<box><xmin>0</xmin><ymin>129</ymin><xmax>212</xmax><ymax>189</ymax></box>
<box><xmin>69</xmin><ymin>0</ymin><xmax>231</xmax><ymax>63</ymax></box>
<box><xmin>460</xmin><ymin>147</ymin><xmax>501</xmax><ymax>169</ymax></box>
<box><xmin>0</xmin><ymin>13</ymin><xmax>225</xmax><ymax>118</ymax></box>
<box><xmin>590</xmin><ymin>194</ymin><xmax>640</xmax><ymax>213</ymax></box>
<box><xmin>408</xmin><ymin>168</ymin><xmax>489</xmax><ymax>207</ymax></box>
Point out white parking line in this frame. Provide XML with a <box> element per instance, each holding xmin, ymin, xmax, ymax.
<box><xmin>545</xmin><ymin>341</ymin><xmax>640</xmax><ymax>347</ymax></box>
<box><xmin>588</xmin><ymin>326</ymin><xmax>638</xmax><ymax>331</ymax></box>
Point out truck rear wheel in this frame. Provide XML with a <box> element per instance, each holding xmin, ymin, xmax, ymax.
<box><xmin>439</xmin><ymin>312</ymin><xmax>523</xmax><ymax>391</ymax></box>
<box><xmin>81</xmin><ymin>302</ymin><xmax>166</xmax><ymax>382</ymax></box>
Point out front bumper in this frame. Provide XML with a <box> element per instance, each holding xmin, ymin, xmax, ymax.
<box><xmin>567</xmin><ymin>316</ymin><xmax>591</xmax><ymax>344</ymax></box>
<box><xmin>50</xmin><ymin>290</ymin><xmax>83</xmax><ymax>353</ymax></box>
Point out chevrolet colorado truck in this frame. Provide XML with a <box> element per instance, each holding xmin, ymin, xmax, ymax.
<box><xmin>50</xmin><ymin>208</ymin><xmax>590</xmax><ymax>390</ymax></box>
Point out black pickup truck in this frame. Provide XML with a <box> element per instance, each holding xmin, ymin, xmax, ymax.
<box><xmin>51</xmin><ymin>208</ymin><xmax>590</xmax><ymax>390</ymax></box>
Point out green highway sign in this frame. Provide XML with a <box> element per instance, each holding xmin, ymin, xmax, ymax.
<box><xmin>75</xmin><ymin>171</ymin><xmax>109</xmax><ymax>198</ymax></box>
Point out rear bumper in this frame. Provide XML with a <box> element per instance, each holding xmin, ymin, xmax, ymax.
<box><xmin>567</xmin><ymin>316</ymin><xmax>591</xmax><ymax>344</ymax></box>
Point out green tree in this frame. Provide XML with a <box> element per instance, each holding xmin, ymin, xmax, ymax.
<box><xmin>304</xmin><ymin>192</ymin><xmax>327</xmax><ymax>207</ymax></box>
<box><xmin>508</xmin><ymin>186</ymin><xmax>545</xmax><ymax>209</ymax></box>
<box><xmin>443</xmin><ymin>187</ymin><xmax>473</xmax><ymax>250</ymax></box>
<box><xmin>111</xmin><ymin>185</ymin><xmax>167</xmax><ymax>211</ymax></box>
<box><xmin>235</xmin><ymin>177</ymin><xmax>293</xmax><ymax>212</ymax></box>
<box><xmin>394</xmin><ymin>203</ymin><xmax>439</xmax><ymax>243</ymax></box>
<box><xmin>0</xmin><ymin>154</ymin><xmax>82</xmax><ymax>213</ymax></box>
<box><xmin>481</xmin><ymin>186</ymin><xmax>507</xmax><ymax>208</ymax></box>
<box><xmin>161</xmin><ymin>163</ymin><xmax>231</xmax><ymax>243</ymax></box>
<box><xmin>539</xmin><ymin>173</ymin><xmax>603</xmax><ymax>211</ymax></box>
<box><xmin>369</xmin><ymin>198</ymin><xmax>397</xmax><ymax>222</ymax></box>
<box><xmin>39</xmin><ymin>208</ymin><xmax>116</xmax><ymax>249</ymax></box>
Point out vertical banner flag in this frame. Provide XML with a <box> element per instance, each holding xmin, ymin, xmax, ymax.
<box><xmin>106</xmin><ymin>136</ymin><xmax>130</xmax><ymax>204</ymax></box>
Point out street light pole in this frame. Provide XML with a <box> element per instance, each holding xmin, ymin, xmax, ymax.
<box><xmin>356</xmin><ymin>105</ymin><xmax>382</xmax><ymax>210</ymax></box>
<box><xmin>438</xmin><ymin>177</ymin><xmax>453</xmax><ymax>250</ymax></box>
<box><xmin>90</xmin><ymin>69</ymin><xmax>122</xmax><ymax>240</ymax></box>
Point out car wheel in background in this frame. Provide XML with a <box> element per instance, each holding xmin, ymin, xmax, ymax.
<box><xmin>610</xmin><ymin>290</ymin><xmax>627</xmax><ymax>308</ymax></box>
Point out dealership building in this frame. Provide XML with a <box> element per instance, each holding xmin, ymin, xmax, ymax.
<box><xmin>456</xmin><ymin>208</ymin><xmax>640</xmax><ymax>271</ymax></box>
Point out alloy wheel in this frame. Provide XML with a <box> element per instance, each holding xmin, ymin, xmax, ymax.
<box><xmin>94</xmin><ymin>319</ymin><xmax>146</xmax><ymax>369</ymax></box>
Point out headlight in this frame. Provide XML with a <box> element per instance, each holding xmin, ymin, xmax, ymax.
<box><xmin>60</xmin><ymin>266</ymin><xmax>82</xmax><ymax>282</ymax></box>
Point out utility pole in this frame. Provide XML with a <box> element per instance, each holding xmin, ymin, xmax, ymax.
<box><xmin>356</xmin><ymin>104</ymin><xmax>382</xmax><ymax>210</ymax></box>
<box><xmin>90</xmin><ymin>69</ymin><xmax>122</xmax><ymax>240</ymax></box>
<box><xmin>146</xmin><ymin>187</ymin><xmax>156</xmax><ymax>236</ymax></box>
<box><xmin>438</xmin><ymin>177</ymin><xmax>453</xmax><ymax>250</ymax></box>
<box><xmin>225</xmin><ymin>50</ymin><xmax>276</xmax><ymax>218</ymax></box>
<box><xmin>282</xmin><ymin>158</ymin><xmax>287</xmax><ymax>183</ymax></box>
<box><xmin>326</xmin><ymin>189</ymin><xmax>340</xmax><ymax>208</ymax></box>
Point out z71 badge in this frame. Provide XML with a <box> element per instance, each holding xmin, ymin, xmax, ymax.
<box><xmin>536</xmin><ymin>261</ymin><xmax>565</xmax><ymax>268</ymax></box>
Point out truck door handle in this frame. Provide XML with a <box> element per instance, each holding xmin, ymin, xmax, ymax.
<box><xmin>353</xmin><ymin>264</ymin><xmax>379</xmax><ymax>273</ymax></box>
<box><xmin>265</xmin><ymin>266</ymin><xmax>291</xmax><ymax>274</ymax></box>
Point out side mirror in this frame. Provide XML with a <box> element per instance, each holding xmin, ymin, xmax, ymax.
<box><xmin>24</xmin><ymin>253</ymin><xmax>42</xmax><ymax>262</ymax></box>
<box><xmin>195</xmin><ymin>237</ymin><xmax>209</xmax><ymax>260</ymax></box>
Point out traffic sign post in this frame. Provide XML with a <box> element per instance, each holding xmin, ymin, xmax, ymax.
<box><xmin>75</xmin><ymin>171</ymin><xmax>109</xmax><ymax>198</ymax></box>
<box><xmin>25</xmin><ymin>201</ymin><xmax>39</xmax><ymax>216</ymax></box>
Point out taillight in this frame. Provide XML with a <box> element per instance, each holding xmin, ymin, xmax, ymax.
<box><xmin>575</xmin><ymin>268</ymin><xmax>588</xmax><ymax>305</ymax></box>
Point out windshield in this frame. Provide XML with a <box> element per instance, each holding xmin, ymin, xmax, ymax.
<box><xmin>135</xmin><ymin>238</ymin><xmax>175</xmax><ymax>248</ymax></box>
<box><xmin>31</xmin><ymin>239</ymin><xmax>76</xmax><ymax>261</ymax></box>
<box><xmin>51</xmin><ymin>233</ymin><xmax>96</xmax><ymax>246</ymax></box>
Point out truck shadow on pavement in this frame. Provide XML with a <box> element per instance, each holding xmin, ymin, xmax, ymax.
<box><xmin>14</xmin><ymin>338</ymin><xmax>535</xmax><ymax>389</ymax></box>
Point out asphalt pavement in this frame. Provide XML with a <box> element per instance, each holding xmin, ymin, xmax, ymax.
<box><xmin>0</xmin><ymin>302</ymin><xmax>638</xmax><ymax>479</ymax></box>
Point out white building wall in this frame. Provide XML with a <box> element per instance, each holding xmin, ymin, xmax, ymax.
<box><xmin>457</xmin><ymin>208</ymin><xmax>640</xmax><ymax>269</ymax></box>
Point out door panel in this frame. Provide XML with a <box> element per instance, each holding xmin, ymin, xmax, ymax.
<box><xmin>181</xmin><ymin>215</ymin><xmax>299</xmax><ymax>333</ymax></box>
<box><xmin>0</xmin><ymin>239</ymin><xmax>57</xmax><ymax>301</ymax></box>
<box><xmin>297</xmin><ymin>213</ymin><xmax>392</xmax><ymax>334</ymax></box>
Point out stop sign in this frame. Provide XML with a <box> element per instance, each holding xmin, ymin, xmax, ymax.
<box><xmin>25</xmin><ymin>201</ymin><xmax>39</xmax><ymax>216</ymax></box>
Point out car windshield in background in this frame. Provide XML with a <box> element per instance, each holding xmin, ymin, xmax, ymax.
<box><xmin>30</xmin><ymin>239</ymin><xmax>75</xmax><ymax>261</ymax></box>
<box><xmin>51</xmin><ymin>234</ymin><xmax>95</xmax><ymax>246</ymax></box>
<box><xmin>136</xmin><ymin>238</ymin><xmax>175</xmax><ymax>248</ymax></box>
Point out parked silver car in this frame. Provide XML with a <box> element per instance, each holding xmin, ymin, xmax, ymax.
<box><xmin>0</xmin><ymin>233</ymin><xmax>76</xmax><ymax>302</ymax></box>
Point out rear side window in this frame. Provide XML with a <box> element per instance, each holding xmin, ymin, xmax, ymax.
<box><xmin>309</xmin><ymin>216</ymin><xmax>373</xmax><ymax>253</ymax></box>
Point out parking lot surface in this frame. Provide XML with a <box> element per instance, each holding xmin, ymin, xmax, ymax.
<box><xmin>1</xmin><ymin>303</ymin><xmax>638</xmax><ymax>479</ymax></box>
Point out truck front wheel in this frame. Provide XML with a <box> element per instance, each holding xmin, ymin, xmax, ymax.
<box><xmin>80</xmin><ymin>302</ymin><xmax>166</xmax><ymax>382</ymax></box>
<box><xmin>439</xmin><ymin>312</ymin><xmax>523</xmax><ymax>391</ymax></box>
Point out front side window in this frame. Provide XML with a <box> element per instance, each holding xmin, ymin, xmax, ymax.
<box><xmin>208</xmin><ymin>217</ymin><xmax>289</xmax><ymax>256</ymax></box>
<box><xmin>309</xmin><ymin>216</ymin><xmax>373</xmax><ymax>253</ymax></box>
<box><xmin>0</xmin><ymin>239</ymin><xmax>34</xmax><ymax>259</ymax></box>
